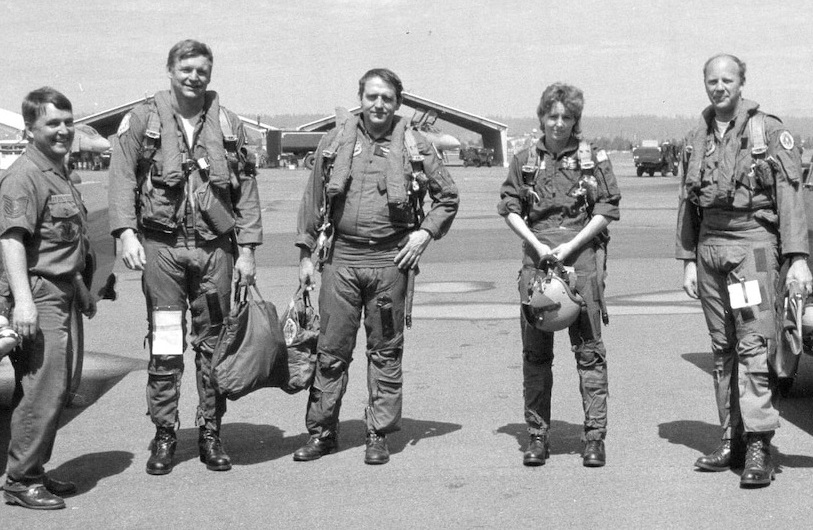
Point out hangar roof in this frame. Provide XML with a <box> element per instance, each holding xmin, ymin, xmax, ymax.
<box><xmin>76</xmin><ymin>96</ymin><xmax>277</xmax><ymax>138</ymax></box>
<box><xmin>297</xmin><ymin>91</ymin><xmax>507</xmax><ymax>134</ymax></box>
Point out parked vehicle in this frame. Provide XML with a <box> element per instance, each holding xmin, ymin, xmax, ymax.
<box><xmin>460</xmin><ymin>146</ymin><xmax>494</xmax><ymax>167</ymax></box>
<box><xmin>632</xmin><ymin>140</ymin><xmax>678</xmax><ymax>177</ymax></box>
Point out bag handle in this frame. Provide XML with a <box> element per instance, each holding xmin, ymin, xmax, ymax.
<box><xmin>231</xmin><ymin>283</ymin><xmax>265</xmax><ymax>315</ymax></box>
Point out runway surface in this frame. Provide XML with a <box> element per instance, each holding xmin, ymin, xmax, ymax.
<box><xmin>2</xmin><ymin>153</ymin><xmax>813</xmax><ymax>528</ymax></box>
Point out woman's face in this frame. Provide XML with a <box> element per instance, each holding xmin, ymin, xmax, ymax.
<box><xmin>542</xmin><ymin>101</ymin><xmax>576</xmax><ymax>144</ymax></box>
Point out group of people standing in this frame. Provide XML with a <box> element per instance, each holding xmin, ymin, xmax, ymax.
<box><xmin>0</xmin><ymin>41</ymin><xmax>805</xmax><ymax>512</ymax></box>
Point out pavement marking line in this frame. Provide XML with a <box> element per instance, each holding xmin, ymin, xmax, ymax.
<box><xmin>416</xmin><ymin>281</ymin><xmax>494</xmax><ymax>293</ymax></box>
<box><xmin>412</xmin><ymin>302</ymin><xmax>703</xmax><ymax>320</ymax></box>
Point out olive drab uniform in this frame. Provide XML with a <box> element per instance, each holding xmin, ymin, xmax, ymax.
<box><xmin>295</xmin><ymin>112</ymin><xmax>458</xmax><ymax>440</ymax></box>
<box><xmin>108</xmin><ymin>90</ymin><xmax>262</xmax><ymax>432</ymax></box>
<box><xmin>0</xmin><ymin>145</ymin><xmax>90</xmax><ymax>489</ymax></box>
<box><xmin>676</xmin><ymin>99</ymin><xmax>808</xmax><ymax>440</ymax></box>
<box><xmin>498</xmin><ymin>138</ymin><xmax>621</xmax><ymax>442</ymax></box>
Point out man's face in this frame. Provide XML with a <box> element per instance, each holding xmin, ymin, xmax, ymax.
<box><xmin>167</xmin><ymin>55</ymin><xmax>212</xmax><ymax>102</ymax></box>
<box><xmin>359</xmin><ymin>76</ymin><xmax>400</xmax><ymax>136</ymax></box>
<box><xmin>26</xmin><ymin>103</ymin><xmax>74</xmax><ymax>164</ymax></box>
<box><xmin>704</xmin><ymin>57</ymin><xmax>743</xmax><ymax>118</ymax></box>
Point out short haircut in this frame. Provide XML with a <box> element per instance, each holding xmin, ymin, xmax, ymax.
<box><xmin>21</xmin><ymin>86</ymin><xmax>72</xmax><ymax>126</ymax></box>
<box><xmin>536</xmin><ymin>83</ymin><xmax>584</xmax><ymax>137</ymax></box>
<box><xmin>166</xmin><ymin>39</ymin><xmax>213</xmax><ymax>69</ymax></box>
<box><xmin>703</xmin><ymin>53</ymin><xmax>746</xmax><ymax>84</ymax></box>
<box><xmin>358</xmin><ymin>68</ymin><xmax>403</xmax><ymax>104</ymax></box>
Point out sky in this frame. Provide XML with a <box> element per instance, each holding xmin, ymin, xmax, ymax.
<box><xmin>2</xmin><ymin>0</ymin><xmax>813</xmax><ymax>121</ymax></box>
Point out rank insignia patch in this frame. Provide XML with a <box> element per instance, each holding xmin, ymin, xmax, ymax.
<box><xmin>3</xmin><ymin>196</ymin><xmax>28</xmax><ymax>218</ymax></box>
<box><xmin>779</xmin><ymin>131</ymin><xmax>795</xmax><ymax>150</ymax></box>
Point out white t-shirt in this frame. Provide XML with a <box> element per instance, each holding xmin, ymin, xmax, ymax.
<box><xmin>180</xmin><ymin>116</ymin><xmax>199</xmax><ymax>148</ymax></box>
<box><xmin>715</xmin><ymin>119</ymin><xmax>730</xmax><ymax>140</ymax></box>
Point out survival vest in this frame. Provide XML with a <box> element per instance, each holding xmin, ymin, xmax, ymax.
<box><xmin>520</xmin><ymin>140</ymin><xmax>603</xmax><ymax>221</ymax></box>
<box><xmin>313</xmin><ymin>112</ymin><xmax>428</xmax><ymax>269</ymax></box>
<box><xmin>139</xmin><ymin>91</ymin><xmax>244</xmax><ymax>190</ymax></box>
<box><xmin>685</xmin><ymin>110</ymin><xmax>776</xmax><ymax>208</ymax></box>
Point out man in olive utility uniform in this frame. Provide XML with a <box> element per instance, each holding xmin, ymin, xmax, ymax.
<box><xmin>676</xmin><ymin>54</ymin><xmax>812</xmax><ymax>488</ymax></box>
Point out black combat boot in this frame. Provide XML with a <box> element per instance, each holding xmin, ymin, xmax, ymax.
<box><xmin>582</xmin><ymin>439</ymin><xmax>606</xmax><ymax>467</ymax></box>
<box><xmin>364</xmin><ymin>432</ymin><xmax>390</xmax><ymax>465</ymax></box>
<box><xmin>199</xmin><ymin>428</ymin><xmax>232</xmax><ymax>471</ymax></box>
<box><xmin>146</xmin><ymin>427</ymin><xmax>177</xmax><ymax>475</ymax></box>
<box><xmin>293</xmin><ymin>435</ymin><xmax>338</xmax><ymax>462</ymax></box>
<box><xmin>695</xmin><ymin>440</ymin><xmax>732</xmax><ymax>471</ymax></box>
<box><xmin>740</xmin><ymin>433</ymin><xmax>774</xmax><ymax>488</ymax></box>
<box><xmin>523</xmin><ymin>433</ymin><xmax>550</xmax><ymax>467</ymax></box>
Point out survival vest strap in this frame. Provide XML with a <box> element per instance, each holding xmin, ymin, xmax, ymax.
<box><xmin>749</xmin><ymin>112</ymin><xmax>767</xmax><ymax>157</ymax></box>
<box><xmin>141</xmin><ymin>98</ymin><xmax>240</xmax><ymax>161</ymax></box>
<box><xmin>404</xmin><ymin>128</ymin><xmax>427</xmax><ymax>224</ymax></box>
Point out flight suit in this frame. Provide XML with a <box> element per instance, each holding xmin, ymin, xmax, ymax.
<box><xmin>676</xmin><ymin>99</ymin><xmax>807</xmax><ymax>439</ymax></box>
<box><xmin>108</xmin><ymin>90</ymin><xmax>262</xmax><ymax>431</ymax></box>
<box><xmin>296</xmin><ymin>117</ymin><xmax>458</xmax><ymax>439</ymax></box>
<box><xmin>0</xmin><ymin>145</ymin><xmax>89</xmax><ymax>488</ymax></box>
<box><xmin>498</xmin><ymin>137</ymin><xmax>621</xmax><ymax>441</ymax></box>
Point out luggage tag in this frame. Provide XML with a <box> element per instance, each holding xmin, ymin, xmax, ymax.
<box><xmin>727</xmin><ymin>274</ymin><xmax>761</xmax><ymax>309</ymax></box>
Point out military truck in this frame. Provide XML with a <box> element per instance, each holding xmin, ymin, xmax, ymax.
<box><xmin>266</xmin><ymin>130</ymin><xmax>326</xmax><ymax>169</ymax></box>
<box><xmin>632</xmin><ymin>140</ymin><xmax>678</xmax><ymax>177</ymax></box>
<box><xmin>460</xmin><ymin>146</ymin><xmax>494</xmax><ymax>167</ymax></box>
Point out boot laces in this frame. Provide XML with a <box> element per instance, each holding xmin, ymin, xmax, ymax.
<box><xmin>744</xmin><ymin>439</ymin><xmax>767</xmax><ymax>468</ymax></box>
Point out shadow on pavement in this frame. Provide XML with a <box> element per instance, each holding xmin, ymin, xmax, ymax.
<box><xmin>168</xmin><ymin>416</ymin><xmax>462</xmax><ymax>466</ymax></box>
<box><xmin>496</xmin><ymin>421</ymin><xmax>585</xmax><ymax>455</ymax></box>
<box><xmin>0</xmin><ymin>351</ymin><xmax>144</xmax><ymax>472</ymax></box>
<box><xmin>681</xmin><ymin>352</ymin><xmax>714</xmax><ymax>376</ymax></box>
<box><xmin>49</xmin><ymin>451</ymin><xmax>135</xmax><ymax>495</ymax></box>
<box><xmin>658</xmin><ymin>419</ymin><xmax>720</xmax><ymax>455</ymax></box>
<box><xmin>682</xmin><ymin>350</ymin><xmax>813</xmax><ymax>438</ymax></box>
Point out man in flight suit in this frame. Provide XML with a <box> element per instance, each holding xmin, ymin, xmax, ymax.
<box><xmin>293</xmin><ymin>68</ymin><xmax>458</xmax><ymax>465</ymax></box>
<box><xmin>676</xmin><ymin>54</ymin><xmax>812</xmax><ymax>487</ymax></box>
<box><xmin>108</xmin><ymin>39</ymin><xmax>262</xmax><ymax>475</ymax></box>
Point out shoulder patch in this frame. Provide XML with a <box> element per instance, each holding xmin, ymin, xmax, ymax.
<box><xmin>117</xmin><ymin>113</ymin><xmax>131</xmax><ymax>136</ymax></box>
<box><xmin>779</xmin><ymin>130</ymin><xmax>795</xmax><ymax>150</ymax></box>
<box><xmin>596</xmin><ymin>150</ymin><xmax>608</xmax><ymax>163</ymax></box>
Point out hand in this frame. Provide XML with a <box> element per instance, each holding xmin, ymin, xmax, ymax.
<box><xmin>532</xmin><ymin>241</ymin><xmax>553</xmax><ymax>264</ymax></box>
<box><xmin>12</xmin><ymin>299</ymin><xmax>38</xmax><ymax>340</ymax></box>
<box><xmin>120</xmin><ymin>230</ymin><xmax>146</xmax><ymax>271</ymax></box>
<box><xmin>683</xmin><ymin>260</ymin><xmax>699</xmax><ymax>299</ymax></box>
<box><xmin>299</xmin><ymin>256</ymin><xmax>315</xmax><ymax>290</ymax></box>
<box><xmin>394</xmin><ymin>229</ymin><xmax>431</xmax><ymax>270</ymax></box>
<box><xmin>234</xmin><ymin>248</ymin><xmax>256</xmax><ymax>286</ymax></box>
<box><xmin>786</xmin><ymin>257</ymin><xmax>813</xmax><ymax>295</ymax></box>
<box><xmin>551</xmin><ymin>241</ymin><xmax>577</xmax><ymax>264</ymax></box>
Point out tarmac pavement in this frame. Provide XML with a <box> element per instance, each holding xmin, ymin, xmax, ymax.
<box><xmin>2</xmin><ymin>153</ymin><xmax>813</xmax><ymax>528</ymax></box>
